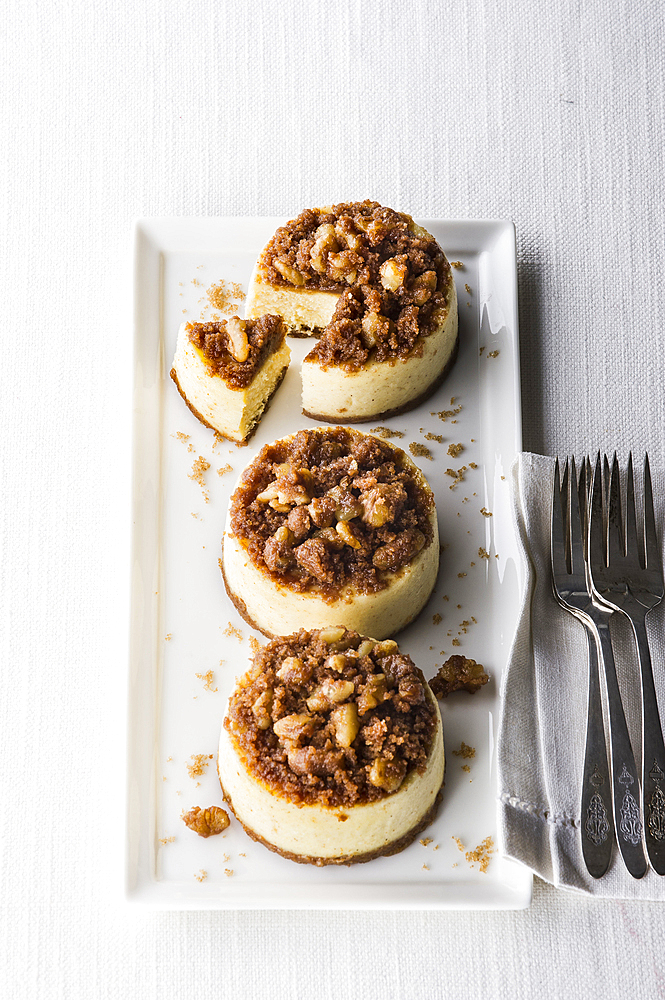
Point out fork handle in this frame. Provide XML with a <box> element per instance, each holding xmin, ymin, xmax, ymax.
<box><xmin>594</xmin><ymin>618</ymin><xmax>647</xmax><ymax>878</ymax></box>
<box><xmin>581</xmin><ymin>627</ymin><xmax>614</xmax><ymax>878</ymax></box>
<box><xmin>628</xmin><ymin>605</ymin><xmax>665</xmax><ymax>874</ymax></box>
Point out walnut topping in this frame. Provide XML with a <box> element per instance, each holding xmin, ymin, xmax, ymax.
<box><xmin>379</xmin><ymin>257</ymin><xmax>408</xmax><ymax>291</ymax></box>
<box><xmin>225</xmin><ymin>316</ymin><xmax>249</xmax><ymax>362</ymax></box>
<box><xmin>273</xmin><ymin>258</ymin><xmax>308</xmax><ymax>285</ymax></box>
<box><xmin>182</xmin><ymin>805</ymin><xmax>230</xmax><ymax>837</ymax></box>
<box><xmin>430</xmin><ymin>656</ymin><xmax>489</xmax><ymax>698</ymax></box>
<box><xmin>229</xmin><ymin>428</ymin><xmax>435</xmax><ymax>597</ymax></box>
<box><xmin>224</xmin><ymin>628</ymin><xmax>437</xmax><ymax>807</ymax></box>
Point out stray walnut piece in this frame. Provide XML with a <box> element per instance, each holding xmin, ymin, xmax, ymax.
<box><xmin>261</xmin><ymin>201</ymin><xmax>453</xmax><ymax>371</ymax></box>
<box><xmin>230</xmin><ymin>427</ymin><xmax>434</xmax><ymax>597</ymax></box>
<box><xmin>224</xmin><ymin>628</ymin><xmax>437</xmax><ymax>808</ymax></box>
<box><xmin>182</xmin><ymin>805</ymin><xmax>230</xmax><ymax>838</ymax></box>
<box><xmin>430</xmin><ymin>656</ymin><xmax>489</xmax><ymax>698</ymax></box>
<box><xmin>186</xmin><ymin>315</ymin><xmax>285</xmax><ymax>389</ymax></box>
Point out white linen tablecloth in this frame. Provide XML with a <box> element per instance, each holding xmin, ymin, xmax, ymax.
<box><xmin>3</xmin><ymin>0</ymin><xmax>665</xmax><ymax>997</ymax></box>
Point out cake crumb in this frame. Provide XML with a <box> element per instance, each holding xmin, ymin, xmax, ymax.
<box><xmin>212</xmin><ymin>433</ymin><xmax>226</xmax><ymax>452</ymax></box>
<box><xmin>442</xmin><ymin>595</ymin><xmax>449</xmax><ymax>601</ymax></box>
<box><xmin>370</xmin><ymin>426</ymin><xmax>404</xmax><ymax>439</ymax></box>
<box><xmin>206</xmin><ymin>279</ymin><xmax>245</xmax><ymax>314</ymax></box>
<box><xmin>452</xmin><ymin>638</ymin><xmax>461</xmax><ymax>646</ymax></box>
<box><xmin>182</xmin><ymin>805</ymin><xmax>230</xmax><ymax>838</ymax></box>
<box><xmin>432</xmin><ymin>613</ymin><xmax>442</xmax><ymax>625</ymax></box>
<box><xmin>159</xmin><ymin>836</ymin><xmax>175</xmax><ymax>845</ymax></box>
<box><xmin>217</xmin><ymin>463</ymin><xmax>233</xmax><ymax>477</ymax></box>
<box><xmin>222</xmin><ymin>622</ymin><xmax>243</xmax><ymax>642</ymax></box>
<box><xmin>479</xmin><ymin>547</ymin><xmax>489</xmax><ymax>559</ymax></box>
<box><xmin>487</xmin><ymin>350</ymin><xmax>500</xmax><ymax>359</ymax></box>
<box><xmin>186</xmin><ymin>754</ymin><xmax>213</xmax><ymax>778</ymax></box>
<box><xmin>465</xmin><ymin>283</ymin><xmax>472</xmax><ymax>294</ymax></box>
<box><xmin>431</xmin><ymin>404</ymin><xmax>462</xmax><ymax>422</ymax></box>
<box><xmin>196</xmin><ymin>670</ymin><xmax>218</xmax><ymax>692</ymax></box>
<box><xmin>465</xmin><ymin>836</ymin><xmax>495</xmax><ymax>873</ymax></box>
<box><xmin>457</xmin><ymin>572</ymin><xmax>467</xmax><ymax>578</ymax></box>
<box><xmin>462</xmin><ymin>764</ymin><xmax>471</xmax><ymax>773</ymax></box>
<box><xmin>430</xmin><ymin>657</ymin><xmax>489</xmax><ymax>698</ymax></box>
<box><xmin>422</xmin><ymin>864</ymin><xmax>430</xmax><ymax>870</ymax></box>
<box><xmin>469</xmin><ymin>462</ymin><xmax>477</xmax><ymax>469</ymax></box>
<box><xmin>189</xmin><ymin>456</ymin><xmax>211</xmax><ymax>502</ymax></box>
<box><xmin>409</xmin><ymin>442</ymin><xmax>433</xmax><ymax>460</ymax></box>
<box><xmin>249</xmin><ymin>635</ymin><xmax>262</xmax><ymax>655</ymax></box>
<box><xmin>420</xmin><ymin>837</ymin><xmax>433</xmax><ymax>847</ymax></box>
<box><xmin>224</xmin><ymin>868</ymin><xmax>234</xmax><ymax>877</ymax></box>
<box><xmin>447</xmin><ymin>443</ymin><xmax>464</xmax><ymax>458</ymax></box>
<box><xmin>480</xmin><ymin>507</ymin><xmax>493</xmax><ymax>517</ymax></box>
<box><xmin>453</xmin><ymin>836</ymin><xmax>464</xmax><ymax>852</ymax></box>
<box><xmin>164</xmin><ymin>634</ymin><xmax>172</xmax><ymax>641</ymax></box>
<box><xmin>446</xmin><ymin>466</ymin><xmax>467</xmax><ymax>489</ymax></box>
<box><xmin>424</xmin><ymin>432</ymin><xmax>444</xmax><ymax>443</ymax></box>
<box><xmin>453</xmin><ymin>742</ymin><xmax>477</xmax><ymax>759</ymax></box>
<box><xmin>195</xmin><ymin>870</ymin><xmax>208</xmax><ymax>882</ymax></box>
<box><xmin>174</xmin><ymin>432</ymin><xmax>190</xmax><ymax>443</ymax></box>
<box><xmin>450</xmin><ymin>261</ymin><xmax>464</xmax><ymax>270</ymax></box>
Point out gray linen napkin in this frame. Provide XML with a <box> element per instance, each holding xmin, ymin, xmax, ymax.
<box><xmin>498</xmin><ymin>452</ymin><xmax>665</xmax><ymax>897</ymax></box>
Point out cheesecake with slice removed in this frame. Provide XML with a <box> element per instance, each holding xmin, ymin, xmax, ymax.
<box><xmin>170</xmin><ymin>315</ymin><xmax>290</xmax><ymax>443</ymax></box>
<box><xmin>218</xmin><ymin>627</ymin><xmax>444</xmax><ymax>865</ymax></box>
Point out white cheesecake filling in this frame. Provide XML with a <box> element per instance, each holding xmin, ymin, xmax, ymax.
<box><xmin>222</xmin><ymin>507</ymin><xmax>439</xmax><ymax>640</ymax></box>
<box><xmin>218</xmin><ymin>689</ymin><xmax>444</xmax><ymax>860</ymax></box>
<box><xmin>171</xmin><ymin>322</ymin><xmax>290</xmax><ymax>442</ymax></box>
<box><xmin>245</xmin><ymin>264</ymin><xmax>341</xmax><ymax>334</ymax></box>
<box><xmin>302</xmin><ymin>283</ymin><xmax>458</xmax><ymax>421</ymax></box>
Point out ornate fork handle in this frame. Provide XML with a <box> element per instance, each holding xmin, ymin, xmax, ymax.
<box><xmin>623</xmin><ymin>597</ymin><xmax>665</xmax><ymax>872</ymax></box>
<box><xmin>580</xmin><ymin>626</ymin><xmax>614</xmax><ymax>877</ymax></box>
<box><xmin>589</xmin><ymin>611</ymin><xmax>647</xmax><ymax>878</ymax></box>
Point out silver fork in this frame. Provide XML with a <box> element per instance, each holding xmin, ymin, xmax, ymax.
<box><xmin>551</xmin><ymin>457</ymin><xmax>613</xmax><ymax>878</ymax></box>
<box><xmin>588</xmin><ymin>453</ymin><xmax>665</xmax><ymax>873</ymax></box>
<box><xmin>586</xmin><ymin>454</ymin><xmax>647</xmax><ymax>877</ymax></box>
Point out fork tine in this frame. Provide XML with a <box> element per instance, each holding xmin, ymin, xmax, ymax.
<box><xmin>607</xmin><ymin>452</ymin><xmax>624</xmax><ymax>567</ymax></box>
<box><xmin>624</xmin><ymin>452</ymin><xmax>640</xmax><ymax>568</ymax></box>
<box><xmin>589</xmin><ymin>452</ymin><xmax>605</xmax><ymax>570</ymax></box>
<box><xmin>578</xmin><ymin>455</ymin><xmax>590</xmax><ymax>541</ymax></box>
<box><xmin>551</xmin><ymin>457</ymin><xmax>569</xmax><ymax>579</ymax></box>
<box><xmin>569</xmin><ymin>456</ymin><xmax>584</xmax><ymax>574</ymax></box>
<box><xmin>643</xmin><ymin>453</ymin><xmax>661</xmax><ymax>573</ymax></box>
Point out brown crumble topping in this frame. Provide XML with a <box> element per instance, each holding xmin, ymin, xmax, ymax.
<box><xmin>249</xmin><ymin>635</ymin><xmax>262</xmax><ymax>656</ymax></box>
<box><xmin>195</xmin><ymin>870</ymin><xmax>208</xmax><ymax>882</ymax></box>
<box><xmin>432</xmin><ymin>613</ymin><xmax>442</xmax><ymax>625</ymax></box>
<box><xmin>370</xmin><ymin>426</ymin><xmax>405</xmax><ymax>439</ymax></box>
<box><xmin>450</xmin><ymin>261</ymin><xmax>464</xmax><ymax>270</ymax></box>
<box><xmin>409</xmin><ymin>442</ymin><xmax>433</xmax><ymax>460</ymax></box>
<box><xmin>447</xmin><ymin>443</ymin><xmax>464</xmax><ymax>458</ymax></box>
<box><xmin>223</xmin><ymin>622</ymin><xmax>243</xmax><ymax>642</ymax></box>
<box><xmin>206</xmin><ymin>279</ymin><xmax>246</xmax><ymax>314</ymax></box>
<box><xmin>430</xmin><ymin>658</ymin><xmax>489</xmax><ymax>698</ymax></box>
<box><xmin>196</xmin><ymin>670</ymin><xmax>218</xmax><ymax>692</ymax></box>
<box><xmin>217</xmin><ymin>463</ymin><xmax>233</xmax><ymax>477</ymax></box>
<box><xmin>182</xmin><ymin>806</ymin><xmax>230</xmax><ymax>838</ymax></box>
<box><xmin>189</xmin><ymin>456</ymin><xmax>211</xmax><ymax>502</ymax></box>
<box><xmin>224</xmin><ymin>627</ymin><xmax>438</xmax><ymax>808</ymax></box>
<box><xmin>446</xmin><ymin>466</ymin><xmax>467</xmax><ymax>489</ymax></box>
<box><xmin>186</xmin><ymin>754</ymin><xmax>213</xmax><ymax>778</ymax></box>
<box><xmin>261</xmin><ymin>201</ymin><xmax>454</xmax><ymax>370</ymax></box>
<box><xmin>229</xmin><ymin>428</ymin><xmax>434</xmax><ymax>598</ymax></box>
<box><xmin>480</xmin><ymin>507</ymin><xmax>492</xmax><ymax>517</ymax></box>
<box><xmin>487</xmin><ymin>350</ymin><xmax>499</xmax><ymax>358</ymax></box>
<box><xmin>455</xmin><ymin>743</ymin><xmax>476</xmax><ymax>760</ymax></box>
<box><xmin>424</xmin><ymin>431</ymin><xmax>444</xmax><ymax>443</ymax></box>
<box><xmin>186</xmin><ymin>315</ymin><xmax>286</xmax><ymax>388</ymax></box>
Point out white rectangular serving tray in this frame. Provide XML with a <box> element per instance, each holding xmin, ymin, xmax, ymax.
<box><xmin>127</xmin><ymin>216</ymin><xmax>532</xmax><ymax>909</ymax></box>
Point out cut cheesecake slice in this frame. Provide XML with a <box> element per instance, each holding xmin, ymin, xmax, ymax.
<box><xmin>170</xmin><ymin>315</ymin><xmax>290</xmax><ymax>443</ymax></box>
<box><xmin>218</xmin><ymin>627</ymin><xmax>445</xmax><ymax>865</ymax></box>
<box><xmin>221</xmin><ymin>426</ymin><xmax>439</xmax><ymax>640</ymax></box>
<box><xmin>245</xmin><ymin>201</ymin><xmax>459</xmax><ymax>421</ymax></box>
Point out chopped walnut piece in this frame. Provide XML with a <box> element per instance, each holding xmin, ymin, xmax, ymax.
<box><xmin>336</xmin><ymin>520</ymin><xmax>361</xmax><ymax>548</ymax></box>
<box><xmin>360</xmin><ymin>483</ymin><xmax>407</xmax><ymax>526</ymax></box>
<box><xmin>274</xmin><ymin>258</ymin><xmax>308</xmax><ymax>285</ymax></box>
<box><xmin>225</xmin><ymin>316</ymin><xmax>250</xmax><ymax>362</ymax></box>
<box><xmin>251</xmin><ymin>688</ymin><xmax>273</xmax><ymax>729</ymax></box>
<box><xmin>273</xmin><ymin>712</ymin><xmax>319</xmax><ymax>743</ymax></box>
<box><xmin>429</xmin><ymin>656</ymin><xmax>489</xmax><ymax>698</ymax></box>
<box><xmin>277</xmin><ymin>656</ymin><xmax>312</xmax><ymax>685</ymax></box>
<box><xmin>330</xmin><ymin>703</ymin><xmax>360</xmax><ymax>747</ymax></box>
<box><xmin>369</xmin><ymin>757</ymin><xmax>407</xmax><ymax>792</ymax></box>
<box><xmin>182</xmin><ymin>805</ymin><xmax>230</xmax><ymax>838</ymax></box>
<box><xmin>379</xmin><ymin>257</ymin><xmax>408</xmax><ymax>291</ymax></box>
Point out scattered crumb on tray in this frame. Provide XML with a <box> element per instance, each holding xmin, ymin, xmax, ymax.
<box><xmin>164</xmin><ymin>634</ymin><xmax>172</xmax><ymax>641</ymax></box>
<box><xmin>217</xmin><ymin>463</ymin><xmax>233</xmax><ymax>477</ymax></box>
<box><xmin>450</xmin><ymin>261</ymin><xmax>464</xmax><ymax>270</ymax></box>
<box><xmin>224</xmin><ymin>869</ymin><xmax>234</xmax><ymax>877</ymax></box>
<box><xmin>420</xmin><ymin>837</ymin><xmax>433</xmax><ymax>847</ymax></box>
<box><xmin>465</xmin><ymin>283</ymin><xmax>472</xmax><ymax>294</ymax></box>
<box><xmin>182</xmin><ymin>805</ymin><xmax>230</xmax><ymax>838</ymax></box>
<box><xmin>432</xmin><ymin>613</ymin><xmax>442</xmax><ymax>625</ymax></box>
<box><xmin>195</xmin><ymin>870</ymin><xmax>208</xmax><ymax>882</ymax></box>
<box><xmin>431</xmin><ymin>404</ymin><xmax>462</xmax><ymax>422</ymax></box>
<box><xmin>249</xmin><ymin>635</ymin><xmax>262</xmax><ymax>655</ymax></box>
<box><xmin>462</xmin><ymin>764</ymin><xmax>471</xmax><ymax>773</ymax></box>
<box><xmin>159</xmin><ymin>836</ymin><xmax>176</xmax><ymax>845</ymax></box>
<box><xmin>206</xmin><ymin>279</ymin><xmax>245</xmax><ymax>314</ymax></box>
<box><xmin>430</xmin><ymin>657</ymin><xmax>490</xmax><ymax>698</ymax></box>
<box><xmin>195</xmin><ymin>670</ymin><xmax>218</xmax><ymax>692</ymax></box>
<box><xmin>189</xmin><ymin>456</ymin><xmax>211</xmax><ymax>502</ymax></box>
<box><xmin>222</xmin><ymin>622</ymin><xmax>243</xmax><ymax>641</ymax></box>
<box><xmin>453</xmin><ymin>742</ymin><xmax>477</xmax><ymax>760</ymax></box>
<box><xmin>186</xmin><ymin>754</ymin><xmax>213</xmax><ymax>778</ymax></box>
<box><xmin>487</xmin><ymin>350</ymin><xmax>499</xmax><ymax>358</ymax></box>
<box><xmin>409</xmin><ymin>442</ymin><xmax>433</xmax><ymax>460</ymax></box>
<box><xmin>424</xmin><ymin>432</ymin><xmax>443</xmax><ymax>443</ymax></box>
<box><xmin>465</xmin><ymin>837</ymin><xmax>495</xmax><ymax>873</ymax></box>
<box><xmin>480</xmin><ymin>507</ymin><xmax>493</xmax><ymax>517</ymax></box>
<box><xmin>370</xmin><ymin>426</ymin><xmax>404</xmax><ymax>439</ymax></box>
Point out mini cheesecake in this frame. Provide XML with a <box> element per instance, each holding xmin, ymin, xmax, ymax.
<box><xmin>245</xmin><ymin>201</ymin><xmax>458</xmax><ymax>421</ymax></box>
<box><xmin>221</xmin><ymin>426</ymin><xmax>439</xmax><ymax>640</ymax></box>
<box><xmin>170</xmin><ymin>315</ymin><xmax>290</xmax><ymax>443</ymax></box>
<box><xmin>218</xmin><ymin>628</ymin><xmax>445</xmax><ymax>865</ymax></box>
